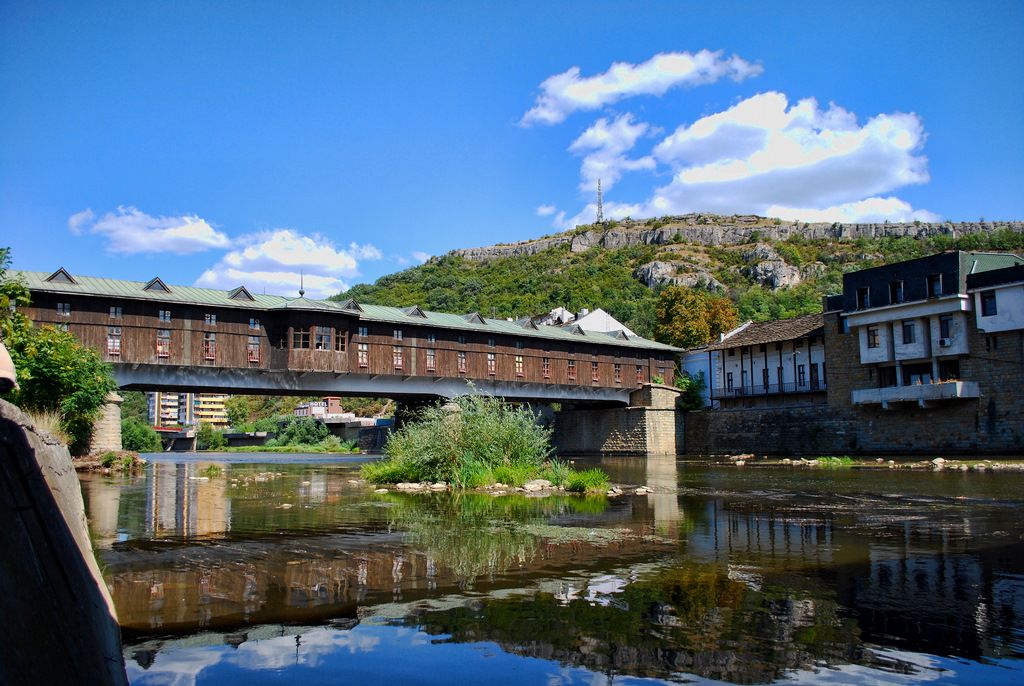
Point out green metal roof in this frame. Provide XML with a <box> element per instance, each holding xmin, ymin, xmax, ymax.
<box><xmin>963</xmin><ymin>251</ymin><xmax>1024</xmax><ymax>274</ymax></box>
<box><xmin>14</xmin><ymin>269</ymin><xmax>680</xmax><ymax>353</ymax></box>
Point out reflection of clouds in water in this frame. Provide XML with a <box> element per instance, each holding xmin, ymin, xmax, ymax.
<box><xmin>227</xmin><ymin>628</ymin><xmax>380</xmax><ymax>670</ymax></box>
<box><xmin>126</xmin><ymin>646</ymin><xmax>223</xmax><ymax>686</ymax></box>
<box><xmin>785</xmin><ymin>649</ymin><xmax>947</xmax><ymax>684</ymax></box>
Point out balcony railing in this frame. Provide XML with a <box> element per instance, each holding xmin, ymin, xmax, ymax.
<box><xmin>711</xmin><ymin>380</ymin><xmax>827</xmax><ymax>399</ymax></box>
<box><xmin>852</xmin><ymin>380</ymin><xmax>979</xmax><ymax>407</ymax></box>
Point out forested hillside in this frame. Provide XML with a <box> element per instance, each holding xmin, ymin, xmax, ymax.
<box><xmin>336</xmin><ymin>216</ymin><xmax>1023</xmax><ymax>340</ymax></box>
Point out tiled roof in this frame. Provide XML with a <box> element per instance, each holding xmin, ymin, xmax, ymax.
<box><xmin>15</xmin><ymin>269</ymin><xmax>680</xmax><ymax>353</ymax></box>
<box><xmin>706</xmin><ymin>313</ymin><xmax>824</xmax><ymax>351</ymax></box>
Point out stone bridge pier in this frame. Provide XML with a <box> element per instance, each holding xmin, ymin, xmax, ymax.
<box><xmin>552</xmin><ymin>383</ymin><xmax>683</xmax><ymax>456</ymax></box>
<box><xmin>89</xmin><ymin>392</ymin><xmax>123</xmax><ymax>454</ymax></box>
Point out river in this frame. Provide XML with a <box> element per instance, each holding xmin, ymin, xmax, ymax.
<box><xmin>79</xmin><ymin>453</ymin><xmax>1024</xmax><ymax>685</ymax></box>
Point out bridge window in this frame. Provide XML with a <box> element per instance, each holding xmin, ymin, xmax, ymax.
<box><xmin>358</xmin><ymin>326</ymin><xmax>368</xmax><ymax>337</ymax></box>
<box><xmin>292</xmin><ymin>329</ymin><xmax>310</xmax><ymax>349</ymax></box>
<box><xmin>457</xmin><ymin>351</ymin><xmax>467</xmax><ymax>373</ymax></box>
<box><xmin>458</xmin><ymin>335</ymin><xmax>466</xmax><ymax>345</ymax></box>
<box><xmin>542</xmin><ymin>357</ymin><xmax>550</xmax><ymax>379</ymax></box>
<box><xmin>357</xmin><ymin>343</ymin><xmax>368</xmax><ymax>368</ymax></box>
<box><xmin>426</xmin><ymin>333</ymin><xmax>436</xmax><ymax>343</ymax></box>
<box><xmin>636</xmin><ymin>365</ymin><xmax>643</xmax><ymax>383</ymax></box>
<box><xmin>591</xmin><ymin>361</ymin><xmax>599</xmax><ymax>382</ymax></box>
<box><xmin>614</xmin><ymin>364</ymin><xmax>622</xmax><ymax>384</ymax></box>
<box><xmin>205</xmin><ymin>313</ymin><xmax>217</xmax><ymax>326</ymax></box>
<box><xmin>515</xmin><ymin>355</ymin><xmax>524</xmax><ymax>377</ymax></box>
<box><xmin>393</xmin><ymin>329</ymin><xmax>403</xmax><ymax>341</ymax></box>
<box><xmin>156</xmin><ymin>329</ymin><xmax>171</xmax><ymax>358</ymax></box>
<box><xmin>159</xmin><ymin>309</ymin><xmax>171</xmax><ymax>322</ymax></box>
<box><xmin>426</xmin><ymin>349</ymin><xmax>436</xmax><ymax>372</ymax></box>
<box><xmin>487</xmin><ymin>353</ymin><xmax>496</xmax><ymax>375</ymax></box>
<box><xmin>335</xmin><ymin>330</ymin><xmax>346</xmax><ymax>352</ymax></box>
<box><xmin>315</xmin><ymin>326</ymin><xmax>333</xmax><ymax>351</ymax></box>
<box><xmin>515</xmin><ymin>341</ymin><xmax>524</xmax><ymax>350</ymax></box>
<box><xmin>247</xmin><ymin>335</ymin><xmax>260</xmax><ymax>364</ymax></box>
<box><xmin>488</xmin><ymin>338</ymin><xmax>495</xmax><ymax>348</ymax></box>
<box><xmin>203</xmin><ymin>333</ymin><xmax>217</xmax><ymax>361</ymax></box>
<box><xmin>57</xmin><ymin>302</ymin><xmax>71</xmax><ymax>316</ymax></box>
<box><xmin>393</xmin><ymin>346</ymin><xmax>404</xmax><ymax>370</ymax></box>
<box><xmin>109</xmin><ymin>306</ymin><xmax>122</xmax><ymax>319</ymax></box>
<box><xmin>106</xmin><ymin>327</ymin><xmax>122</xmax><ymax>358</ymax></box>
<box><xmin>567</xmin><ymin>359</ymin><xmax>576</xmax><ymax>381</ymax></box>
<box><xmin>249</xmin><ymin>318</ymin><xmax>260</xmax><ymax>330</ymax></box>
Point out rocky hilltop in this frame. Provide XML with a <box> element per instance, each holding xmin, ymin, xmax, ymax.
<box><xmin>446</xmin><ymin>214</ymin><xmax>1024</xmax><ymax>262</ymax></box>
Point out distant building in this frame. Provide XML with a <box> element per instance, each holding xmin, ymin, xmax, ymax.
<box><xmin>294</xmin><ymin>396</ymin><xmax>355</xmax><ymax>421</ymax></box>
<box><xmin>147</xmin><ymin>392</ymin><xmax>230</xmax><ymax>428</ymax></box>
<box><xmin>534</xmin><ymin>306</ymin><xmax>636</xmax><ymax>337</ymax></box>
<box><xmin>704</xmin><ymin>313</ymin><xmax>827</xmax><ymax>408</ymax></box>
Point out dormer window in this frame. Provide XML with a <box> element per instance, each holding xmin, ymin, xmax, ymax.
<box><xmin>889</xmin><ymin>280</ymin><xmax>904</xmax><ymax>304</ymax></box>
<box><xmin>927</xmin><ymin>274</ymin><xmax>942</xmax><ymax>298</ymax></box>
<box><xmin>856</xmin><ymin>287</ymin><xmax>870</xmax><ymax>310</ymax></box>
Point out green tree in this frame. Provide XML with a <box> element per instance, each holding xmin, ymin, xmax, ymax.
<box><xmin>121</xmin><ymin>417</ymin><xmax>162</xmax><ymax>452</ymax></box>
<box><xmin>196</xmin><ymin>422</ymin><xmax>227</xmax><ymax>450</ymax></box>
<box><xmin>654</xmin><ymin>287</ymin><xmax>739</xmax><ymax>349</ymax></box>
<box><xmin>120</xmin><ymin>390</ymin><xmax>150</xmax><ymax>424</ymax></box>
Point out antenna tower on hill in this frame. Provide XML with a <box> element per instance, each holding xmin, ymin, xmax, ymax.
<box><xmin>596</xmin><ymin>178</ymin><xmax>604</xmax><ymax>224</ymax></box>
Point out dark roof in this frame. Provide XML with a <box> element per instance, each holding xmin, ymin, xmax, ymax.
<box><xmin>967</xmin><ymin>264</ymin><xmax>1024</xmax><ymax>290</ymax></box>
<box><xmin>707</xmin><ymin>313</ymin><xmax>824</xmax><ymax>351</ymax></box>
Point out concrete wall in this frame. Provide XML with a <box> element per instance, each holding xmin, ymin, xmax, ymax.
<box><xmin>0</xmin><ymin>399</ymin><xmax>127</xmax><ymax>685</ymax></box>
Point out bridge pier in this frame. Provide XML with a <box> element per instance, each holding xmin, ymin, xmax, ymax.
<box><xmin>552</xmin><ymin>384</ymin><xmax>683</xmax><ymax>456</ymax></box>
<box><xmin>89</xmin><ymin>392</ymin><xmax>123</xmax><ymax>454</ymax></box>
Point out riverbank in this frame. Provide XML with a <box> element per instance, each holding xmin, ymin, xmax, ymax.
<box><xmin>703</xmin><ymin>455</ymin><xmax>1024</xmax><ymax>471</ymax></box>
<box><xmin>216</xmin><ymin>444</ymin><xmax>362</xmax><ymax>454</ymax></box>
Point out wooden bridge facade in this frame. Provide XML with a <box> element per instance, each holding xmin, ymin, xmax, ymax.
<box><xmin>18</xmin><ymin>269</ymin><xmax>679</xmax><ymax>404</ymax></box>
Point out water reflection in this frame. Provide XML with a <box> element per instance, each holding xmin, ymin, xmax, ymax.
<box><xmin>79</xmin><ymin>455</ymin><xmax>1024</xmax><ymax>685</ymax></box>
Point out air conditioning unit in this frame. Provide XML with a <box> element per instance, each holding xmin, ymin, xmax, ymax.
<box><xmin>938</xmin><ymin>338</ymin><xmax>953</xmax><ymax>347</ymax></box>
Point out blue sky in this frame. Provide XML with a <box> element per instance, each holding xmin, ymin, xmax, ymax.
<box><xmin>2</xmin><ymin>1</ymin><xmax>1022</xmax><ymax>297</ymax></box>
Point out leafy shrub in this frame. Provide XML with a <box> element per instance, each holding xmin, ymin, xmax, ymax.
<box><xmin>675</xmin><ymin>371</ymin><xmax>706</xmax><ymax>411</ymax></box>
<box><xmin>565</xmin><ymin>468</ymin><xmax>610</xmax><ymax>493</ymax></box>
<box><xmin>100</xmin><ymin>451</ymin><xmax>118</xmax><ymax>468</ymax></box>
<box><xmin>270</xmin><ymin>417</ymin><xmax>329</xmax><ymax>446</ymax></box>
<box><xmin>122</xmin><ymin>417</ymin><xmax>162</xmax><ymax>452</ymax></box>
<box><xmin>196</xmin><ymin>423</ymin><xmax>227</xmax><ymax>450</ymax></box>
<box><xmin>817</xmin><ymin>456</ymin><xmax>854</xmax><ymax>468</ymax></box>
<box><xmin>492</xmin><ymin>463</ymin><xmax>535</xmax><ymax>487</ymax></box>
<box><xmin>539</xmin><ymin>458</ymin><xmax>571</xmax><ymax>487</ymax></box>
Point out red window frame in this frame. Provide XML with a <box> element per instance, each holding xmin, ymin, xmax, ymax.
<box><xmin>393</xmin><ymin>346</ymin><xmax>403</xmax><ymax>370</ymax></box>
<box><xmin>487</xmin><ymin>353</ymin><xmax>496</xmax><ymax>376</ymax></box>
<box><xmin>426</xmin><ymin>348</ymin><xmax>436</xmax><ymax>372</ymax></box>
<box><xmin>357</xmin><ymin>343</ymin><xmax>368</xmax><ymax>368</ymax></box>
<box><xmin>567</xmin><ymin>359</ymin><xmax>576</xmax><ymax>381</ymax></box>
<box><xmin>457</xmin><ymin>351</ymin><xmax>467</xmax><ymax>373</ymax></box>
<box><xmin>542</xmin><ymin>357</ymin><xmax>551</xmax><ymax>379</ymax></box>
<box><xmin>591</xmin><ymin>361</ymin><xmax>600</xmax><ymax>382</ymax></box>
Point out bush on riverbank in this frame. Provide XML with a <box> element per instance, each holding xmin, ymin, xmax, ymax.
<box><xmin>362</xmin><ymin>394</ymin><xmax>608</xmax><ymax>491</ymax></box>
<box><xmin>122</xmin><ymin>417</ymin><xmax>162</xmax><ymax>452</ymax></box>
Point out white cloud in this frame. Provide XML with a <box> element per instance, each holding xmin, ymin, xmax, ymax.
<box><xmin>554</xmin><ymin>91</ymin><xmax>934</xmax><ymax>227</ymax></box>
<box><xmin>535</xmin><ymin>204</ymin><xmax>557</xmax><ymax>217</ymax></box>
<box><xmin>521</xmin><ymin>50</ymin><xmax>762</xmax><ymax>126</ymax></box>
<box><xmin>568</xmin><ymin>113</ymin><xmax>655</xmax><ymax>192</ymax></box>
<box><xmin>195</xmin><ymin>229</ymin><xmax>380</xmax><ymax>299</ymax></box>
<box><xmin>69</xmin><ymin>205</ymin><xmax>230</xmax><ymax>254</ymax></box>
<box><xmin>411</xmin><ymin>251</ymin><xmax>431</xmax><ymax>263</ymax></box>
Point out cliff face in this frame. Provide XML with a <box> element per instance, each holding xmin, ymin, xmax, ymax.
<box><xmin>446</xmin><ymin>215</ymin><xmax>1024</xmax><ymax>262</ymax></box>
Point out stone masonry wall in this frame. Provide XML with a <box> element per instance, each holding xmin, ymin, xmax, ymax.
<box><xmin>89</xmin><ymin>392</ymin><xmax>123</xmax><ymax>454</ymax></box>
<box><xmin>553</xmin><ymin>383</ymin><xmax>683</xmax><ymax>455</ymax></box>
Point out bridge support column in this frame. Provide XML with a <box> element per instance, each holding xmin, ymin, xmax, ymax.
<box><xmin>89</xmin><ymin>392</ymin><xmax>123</xmax><ymax>454</ymax></box>
<box><xmin>552</xmin><ymin>384</ymin><xmax>683</xmax><ymax>456</ymax></box>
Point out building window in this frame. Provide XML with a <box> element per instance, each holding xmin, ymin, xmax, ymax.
<box><xmin>358</xmin><ymin>326</ymin><xmax>368</xmax><ymax>337</ymax></box>
<box><xmin>487</xmin><ymin>353</ymin><xmax>496</xmax><ymax>375</ymax></box>
<box><xmin>426</xmin><ymin>333</ymin><xmax>436</xmax><ymax>343</ymax></box>
<box><xmin>591</xmin><ymin>361</ymin><xmax>599</xmax><ymax>382</ymax></box>
<box><xmin>927</xmin><ymin>273</ymin><xmax>942</xmax><ymax>298</ymax></box>
<box><xmin>981</xmin><ymin>291</ymin><xmax>998</xmax><ymax>317</ymax></box>
<box><xmin>889</xmin><ymin>280</ymin><xmax>904</xmax><ymax>304</ymax></box>
<box><xmin>109</xmin><ymin>306</ymin><xmax>122</xmax><ymax>319</ymax></box>
<box><xmin>357</xmin><ymin>343</ymin><xmax>368</xmax><ymax>368</ymax></box>
<box><xmin>204</xmin><ymin>313</ymin><xmax>217</xmax><ymax>326</ymax></box>
<box><xmin>568</xmin><ymin>359</ymin><xmax>577</xmax><ymax>381</ymax></box>
<box><xmin>393</xmin><ymin>329</ymin><xmax>402</xmax><ymax>341</ymax></box>
<box><xmin>159</xmin><ymin>309</ymin><xmax>171</xmax><ymax>322</ymax></box>
<box><xmin>635</xmin><ymin>364</ymin><xmax>643</xmax><ymax>383</ymax></box>
<box><xmin>292</xmin><ymin>329</ymin><xmax>310</xmax><ymax>349</ymax></box>
<box><xmin>728</xmin><ymin>348</ymin><xmax>735</xmax><ymax>357</ymax></box>
<box><xmin>488</xmin><ymin>337</ymin><xmax>496</xmax><ymax>348</ymax></box>
<box><xmin>777</xmin><ymin>366</ymin><xmax>784</xmax><ymax>388</ymax></box>
<box><xmin>106</xmin><ymin>326</ymin><xmax>122</xmax><ymax>357</ymax></box>
<box><xmin>458</xmin><ymin>335</ymin><xmax>466</xmax><ymax>345</ymax></box>
<box><xmin>393</xmin><ymin>346</ymin><xmax>403</xmax><ymax>370</ymax></box>
<box><xmin>613</xmin><ymin>363</ymin><xmax>622</xmax><ymax>384</ymax></box>
<box><xmin>426</xmin><ymin>348</ymin><xmax>436</xmax><ymax>371</ymax></box>
<box><xmin>515</xmin><ymin>355</ymin><xmax>524</xmax><ymax>377</ymax></box>
<box><xmin>856</xmin><ymin>287</ymin><xmax>870</xmax><ymax>309</ymax></box>
<box><xmin>902</xmin><ymin>321</ymin><xmax>916</xmax><ymax>344</ymax></box>
<box><xmin>515</xmin><ymin>341</ymin><xmax>524</xmax><ymax>350</ymax></box>
<box><xmin>542</xmin><ymin>357</ymin><xmax>551</xmax><ymax>379</ymax></box>
<box><xmin>726</xmin><ymin>372</ymin><xmax>734</xmax><ymax>392</ymax></box>
<box><xmin>797</xmin><ymin>364</ymin><xmax>806</xmax><ymax>387</ymax></box>
<box><xmin>866</xmin><ymin>327</ymin><xmax>880</xmax><ymax>349</ymax></box>
<box><xmin>986</xmin><ymin>335</ymin><xmax>999</xmax><ymax>352</ymax></box>
<box><xmin>762</xmin><ymin>368</ymin><xmax>769</xmax><ymax>390</ymax></box>
<box><xmin>315</xmin><ymin>326</ymin><xmax>333</xmax><ymax>351</ymax></box>
<box><xmin>203</xmin><ymin>333</ymin><xmax>216</xmax><ymax>361</ymax></box>
<box><xmin>56</xmin><ymin>302</ymin><xmax>71</xmax><ymax>316</ymax></box>
<box><xmin>156</xmin><ymin>329</ymin><xmax>171</xmax><ymax>358</ymax></box>
<box><xmin>458</xmin><ymin>351</ymin><xmax>467</xmax><ymax>373</ymax></box>
<box><xmin>759</xmin><ymin>344</ymin><xmax>767</xmax><ymax>353</ymax></box>
<box><xmin>249</xmin><ymin>318</ymin><xmax>260</xmax><ymax>330</ymax></box>
<box><xmin>939</xmin><ymin>315</ymin><xmax>953</xmax><ymax>339</ymax></box>
<box><xmin>247</xmin><ymin>335</ymin><xmax>261</xmax><ymax>364</ymax></box>
<box><xmin>335</xmin><ymin>330</ymin><xmax>346</xmax><ymax>352</ymax></box>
